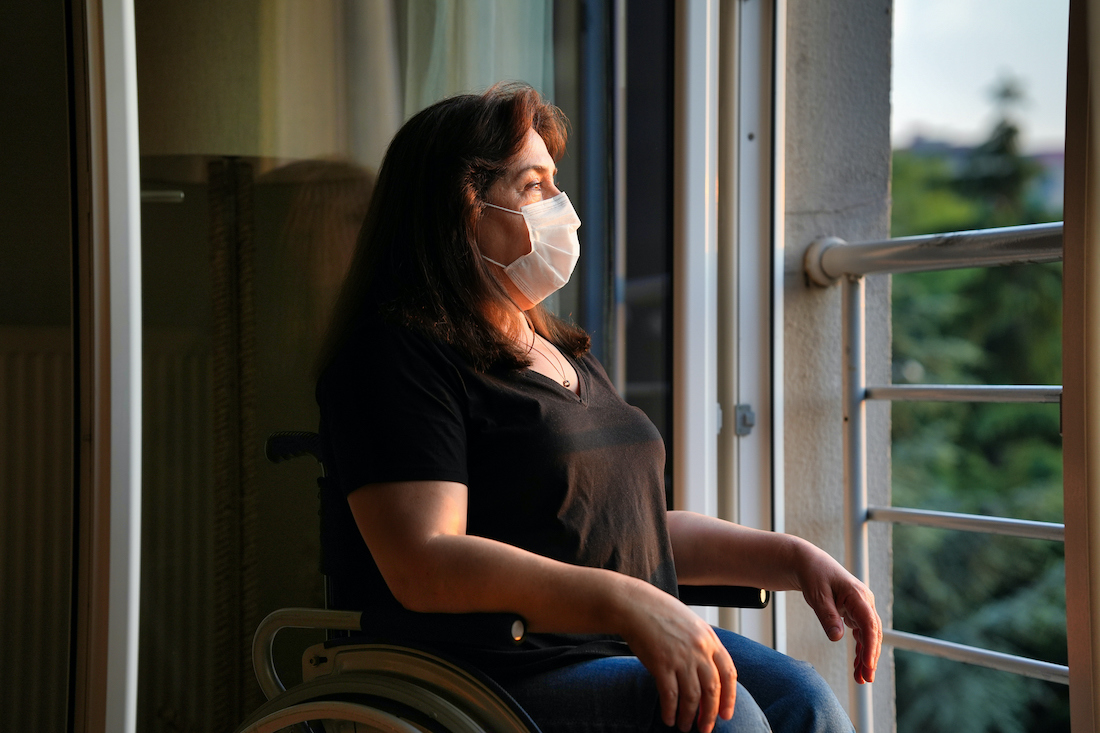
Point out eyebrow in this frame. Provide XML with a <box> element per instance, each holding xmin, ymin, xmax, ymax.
<box><xmin>509</xmin><ymin>163</ymin><xmax>558</xmax><ymax>182</ymax></box>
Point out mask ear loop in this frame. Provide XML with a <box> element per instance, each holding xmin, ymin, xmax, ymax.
<box><xmin>484</xmin><ymin>190</ymin><xmax>569</xmax><ymax>217</ymax></box>
<box><xmin>484</xmin><ymin>201</ymin><xmax>523</xmax><ymax>215</ymax></box>
<box><xmin>473</xmin><ymin>209</ymin><xmax>528</xmax><ymax>335</ymax></box>
<box><xmin>474</xmin><ymin>200</ymin><xmax>511</xmax><ymax>269</ymax></box>
<box><xmin>482</xmin><ymin>254</ymin><xmax>510</xmax><ymax>269</ymax></box>
<box><xmin>477</xmin><ymin>199</ymin><xmax>524</xmax><ymax>269</ymax></box>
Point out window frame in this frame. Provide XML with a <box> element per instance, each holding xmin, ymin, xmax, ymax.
<box><xmin>671</xmin><ymin>0</ymin><xmax>785</xmax><ymax>646</ymax></box>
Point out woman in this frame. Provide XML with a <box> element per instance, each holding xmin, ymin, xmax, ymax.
<box><xmin>316</xmin><ymin>83</ymin><xmax>881</xmax><ymax>733</ymax></box>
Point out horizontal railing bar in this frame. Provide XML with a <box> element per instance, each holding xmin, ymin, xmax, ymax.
<box><xmin>868</xmin><ymin>506</ymin><xmax>1065</xmax><ymax>542</ymax></box>
<box><xmin>804</xmin><ymin>222</ymin><xmax>1062</xmax><ymax>285</ymax></box>
<box><xmin>865</xmin><ymin>384</ymin><xmax>1062</xmax><ymax>403</ymax></box>
<box><xmin>884</xmin><ymin>629</ymin><xmax>1069</xmax><ymax>685</ymax></box>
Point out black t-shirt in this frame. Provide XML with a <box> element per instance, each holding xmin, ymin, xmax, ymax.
<box><xmin>316</xmin><ymin>315</ymin><xmax>677</xmax><ymax>675</ymax></box>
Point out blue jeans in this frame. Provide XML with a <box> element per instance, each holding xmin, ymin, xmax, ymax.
<box><xmin>498</xmin><ymin>627</ymin><xmax>854</xmax><ymax>733</ymax></box>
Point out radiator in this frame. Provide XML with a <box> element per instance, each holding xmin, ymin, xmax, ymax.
<box><xmin>138</xmin><ymin>328</ymin><xmax>220</xmax><ymax>732</ymax></box>
<box><xmin>0</xmin><ymin>326</ymin><xmax>244</xmax><ymax>732</ymax></box>
<box><xmin>0</xmin><ymin>326</ymin><xmax>72</xmax><ymax>733</ymax></box>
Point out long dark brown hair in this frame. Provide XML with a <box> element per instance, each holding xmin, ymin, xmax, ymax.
<box><xmin>319</xmin><ymin>83</ymin><xmax>590</xmax><ymax>374</ymax></box>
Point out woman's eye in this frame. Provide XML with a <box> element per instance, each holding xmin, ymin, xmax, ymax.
<box><xmin>525</xmin><ymin>178</ymin><xmax>558</xmax><ymax>193</ymax></box>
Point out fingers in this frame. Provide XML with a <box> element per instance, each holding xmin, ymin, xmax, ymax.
<box><xmin>851</xmin><ymin>611</ymin><xmax>882</xmax><ymax>684</ymax></box>
<box><xmin>676</xmin><ymin>667</ymin><xmax>702</xmax><ymax>732</ymax></box>
<box><xmin>809</xmin><ymin>592</ymin><xmax>845</xmax><ymax>642</ymax></box>
<box><xmin>693</xmin><ymin>633</ymin><xmax>737</xmax><ymax>733</ymax></box>
<box><xmin>675</xmin><ymin>662</ymin><xmax>727</xmax><ymax>733</ymax></box>
<box><xmin>714</xmin><ymin>646</ymin><xmax>738</xmax><ymax>722</ymax></box>
<box><xmin>801</xmin><ymin>561</ymin><xmax>883</xmax><ymax>685</ymax></box>
<box><xmin>851</xmin><ymin>631</ymin><xmax>875</xmax><ymax>683</ymax></box>
<box><xmin>656</xmin><ymin>672</ymin><xmax>679</xmax><ymax>729</ymax></box>
<box><xmin>619</xmin><ymin>591</ymin><xmax>738</xmax><ymax>733</ymax></box>
<box><xmin>690</xmin><ymin>657</ymin><xmax>725</xmax><ymax>733</ymax></box>
<box><xmin>841</xmin><ymin>589</ymin><xmax>883</xmax><ymax>684</ymax></box>
<box><xmin>655</xmin><ymin>638</ymin><xmax>736</xmax><ymax>733</ymax></box>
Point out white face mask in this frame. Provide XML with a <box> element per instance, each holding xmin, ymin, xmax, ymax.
<box><xmin>481</xmin><ymin>191</ymin><xmax>581</xmax><ymax>305</ymax></box>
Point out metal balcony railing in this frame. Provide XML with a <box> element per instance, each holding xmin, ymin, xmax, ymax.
<box><xmin>804</xmin><ymin>222</ymin><xmax>1067</xmax><ymax>733</ymax></box>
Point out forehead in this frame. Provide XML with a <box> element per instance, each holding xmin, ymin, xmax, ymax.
<box><xmin>507</xmin><ymin>128</ymin><xmax>556</xmax><ymax>173</ymax></box>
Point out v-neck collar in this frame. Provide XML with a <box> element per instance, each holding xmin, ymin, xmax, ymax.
<box><xmin>522</xmin><ymin>351</ymin><xmax>589</xmax><ymax>406</ymax></box>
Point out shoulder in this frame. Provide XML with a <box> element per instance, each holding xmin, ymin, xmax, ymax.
<box><xmin>576</xmin><ymin>350</ymin><xmax>612</xmax><ymax>384</ymax></box>
<box><xmin>334</xmin><ymin>314</ymin><xmax>435</xmax><ymax>359</ymax></box>
<box><xmin>318</xmin><ymin>315</ymin><xmax>466</xmax><ymax>400</ymax></box>
<box><xmin>316</xmin><ymin>314</ymin><xmax>474</xmax><ymax>493</ymax></box>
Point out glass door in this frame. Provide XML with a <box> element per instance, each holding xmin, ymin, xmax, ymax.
<box><xmin>0</xmin><ymin>3</ymin><xmax>76</xmax><ymax>731</ymax></box>
<box><xmin>132</xmin><ymin>2</ymin><xmax>617</xmax><ymax>727</ymax></box>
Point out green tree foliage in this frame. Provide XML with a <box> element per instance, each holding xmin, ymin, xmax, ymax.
<box><xmin>891</xmin><ymin>77</ymin><xmax>1067</xmax><ymax>732</ymax></box>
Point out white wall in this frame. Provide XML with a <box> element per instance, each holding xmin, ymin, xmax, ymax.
<box><xmin>782</xmin><ymin>0</ymin><xmax>895</xmax><ymax>727</ymax></box>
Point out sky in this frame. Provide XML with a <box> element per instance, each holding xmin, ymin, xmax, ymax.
<box><xmin>892</xmin><ymin>0</ymin><xmax>1070</xmax><ymax>153</ymax></box>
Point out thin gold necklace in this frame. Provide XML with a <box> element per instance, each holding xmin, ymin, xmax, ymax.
<box><xmin>528</xmin><ymin>331</ymin><xmax>570</xmax><ymax>388</ymax></box>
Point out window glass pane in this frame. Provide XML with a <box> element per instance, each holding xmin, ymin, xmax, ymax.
<box><xmin>624</xmin><ymin>0</ymin><xmax>675</xmax><ymax>498</ymax></box>
<box><xmin>133</xmin><ymin>1</ymin><xmax>611</xmax><ymax>727</ymax></box>
<box><xmin>0</xmin><ymin>3</ymin><xmax>74</xmax><ymax>730</ymax></box>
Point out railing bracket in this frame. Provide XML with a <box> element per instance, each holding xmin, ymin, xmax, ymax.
<box><xmin>804</xmin><ymin>236</ymin><xmax>845</xmax><ymax>287</ymax></box>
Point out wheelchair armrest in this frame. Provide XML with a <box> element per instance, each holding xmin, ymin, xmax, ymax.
<box><xmin>360</xmin><ymin>608</ymin><xmax>527</xmax><ymax>649</ymax></box>
<box><xmin>677</xmin><ymin>585</ymin><xmax>770</xmax><ymax>609</ymax></box>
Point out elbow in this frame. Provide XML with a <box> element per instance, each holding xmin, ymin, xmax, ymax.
<box><xmin>386</xmin><ymin>575</ymin><xmax>444</xmax><ymax>614</ymax></box>
<box><xmin>376</xmin><ymin>551</ymin><xmax>457</xmax><ymax>614</ymax></box>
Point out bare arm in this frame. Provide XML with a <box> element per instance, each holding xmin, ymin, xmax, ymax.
<box><xmin>350</xmin><ymin>479</ymin><xmax>650</xmax><ymax>629</ymax></box>
<box><xmin>349</xmin><ymin>481</ymin><xmax>736</xmax><ymax>733</ymax></box>
<box><xmin>667</xmin><ymin>510</ymin><xmax>883</xmax><ymax>684</ymax></box>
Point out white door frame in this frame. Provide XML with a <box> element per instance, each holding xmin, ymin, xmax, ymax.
<box><xmin>74</xmin><ymin>2</ymin><xmax>143</xmax><ymax>731</ymax></box>
<box><xmin>672</xmin><ymin>0</ymin><xmax>785</xmax><ymax>647</ymax></box>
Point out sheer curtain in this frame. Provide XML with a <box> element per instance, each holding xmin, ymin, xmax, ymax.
<box><xmin>399</xmin><ymin>0</ymin><xmax>554</xmax><ymax>118</ymax></box>
<box><xmin>257</xmin><ymin>0</ymin><xmax>555</xmax><ymax>170</ymax></box>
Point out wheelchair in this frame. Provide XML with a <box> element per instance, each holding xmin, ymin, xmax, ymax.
<box><xmin>233</xmin><ymin>431</ymin><xmax>771</xmax><ymax>733</ymax></box>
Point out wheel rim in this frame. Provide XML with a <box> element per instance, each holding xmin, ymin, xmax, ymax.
<box><xmin>245</xmin><ymin>700</ymin><xmax>422</xmax><ymax>733</ymax></box>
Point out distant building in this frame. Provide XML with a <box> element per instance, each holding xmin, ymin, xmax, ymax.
<box><xmin>901</xmin><ymin>135</ymin><xmax>1065</xmax><ymax>215</ymax></box>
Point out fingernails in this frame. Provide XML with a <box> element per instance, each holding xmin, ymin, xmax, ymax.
<box><xmin>829</xmin><ymin>626</ymin><xmax>842</xmax><ymax>639</ymax></box>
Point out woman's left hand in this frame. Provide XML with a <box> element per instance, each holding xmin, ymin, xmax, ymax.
<box><xmin>666</xmin><ymin>510</ymin><xmax>883</xmax><ymax>685</ymax></box>
<box><xmin>795</xmin><ymin>546</ymin><xmax>882</xmax><ymax>684</ymax></box>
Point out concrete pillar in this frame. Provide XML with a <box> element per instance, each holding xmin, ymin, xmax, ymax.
<box><xmin>782</xmin><ymin>0</ymin><xmax>895</xmax><ymax>728</ymax></box>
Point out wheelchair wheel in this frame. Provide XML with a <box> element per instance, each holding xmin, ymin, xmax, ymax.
<box><xmin>235</xmin><ymin>645</ymin><xmax>538</xmax><ymax>733</ymax></box>
<box><xmin>244</xmin><ymin>700</ymin><xmax>423</xmax><ymax>733</ymax></box>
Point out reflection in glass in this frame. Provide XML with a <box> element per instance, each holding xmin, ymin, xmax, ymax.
<box><xmin>133</xmin><ymin>2</ymin><xmax>603</xmax><ymax>728</ymax></box>
<box><xmin>0</xmin><ymin>3</ymin><xmax>73</xmax><ymax>731</ymax></box>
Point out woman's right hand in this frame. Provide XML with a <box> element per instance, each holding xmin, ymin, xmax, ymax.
<box><xmin>616</xmin><ymin>583</ymin><xmax>737</xmax><ymax>733</ymax></box>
